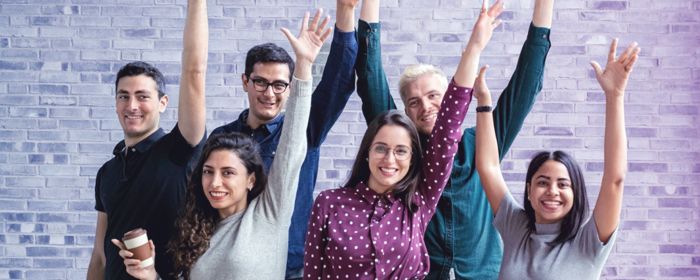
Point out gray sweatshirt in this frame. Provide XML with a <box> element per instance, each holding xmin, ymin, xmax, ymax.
<box><xmin>188</xmin><ymin>77</ymin><xmax>312</xmax><ymax>279</ymax></box>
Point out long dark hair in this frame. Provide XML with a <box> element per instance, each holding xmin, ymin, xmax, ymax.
<box><xmin>343</xmin><ymin>110</ymin><xmax>422</xmax><ymax>213</ymax></box>
<box><xmin>524</xmin><ymin>151</ymin><xmax>589</xmax><ymax>246</ymax></box>
<box><xmin>168</xmin><ymin>132</ymin><xmax>267</xmax><ymax>279</ymax></box>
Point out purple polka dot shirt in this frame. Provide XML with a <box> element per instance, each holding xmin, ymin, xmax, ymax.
<box><xmin>304</xmin><ymin>81</ymin><xmax>473</xmax><ymax>279</ymax></box>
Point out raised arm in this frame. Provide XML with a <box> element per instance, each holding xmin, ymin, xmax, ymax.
<box><xmin>355</xmin><ymin>0</ymin><xmax>396</xmax><ymax>124</ymax></box>
<box><xmin>490</xmin><ymin>0</ymin><xmax>551</xmax><ymax>159</ymax></box>
<box><xmin>532</xmin><ymin>0</ymin><xmax>553</xmax><ymax>28</ymax></box>
<box><xmin>475</xmin><ymin>66</ymin><xmax>509</xmax><ymax>214</ymax></box>
<box><xmin>306</xmin><ymin>0</ymin><xmax>359</xmax><ymax>146</ymax></box>
<box><xmin>177</xmin><ymin>0</ymin><xmax>208</xmax><ymax>146</ymax></box>
<box><xmin>259</xmin><ymin>10</ymin><xmax>331</xmax><ymax>221</ymax></box>
<box><xmin>418</xmin><ymin>0</ymin><xmax>502</xmax><ymax>212</ymax></box>
<box><xmin>591</xmin><ymin>39</ymin><xmax>639</xmax><ymax>243</ymax></box>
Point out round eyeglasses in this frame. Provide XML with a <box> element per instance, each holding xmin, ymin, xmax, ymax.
<box><xmin>369</xmin><ymin>143</ymin><xmax>412</xmax><ymax>161</ymax></box>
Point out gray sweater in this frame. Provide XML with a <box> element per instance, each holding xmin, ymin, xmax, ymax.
<box><xmin>188</xmin><ymin>77</ymin><xmax>312</xmax><ymax>279</ymax></box>
<box><xmin>494</xmin><ymin>192</ymin><xmax>617</xmax><ymax>280</ymax></box>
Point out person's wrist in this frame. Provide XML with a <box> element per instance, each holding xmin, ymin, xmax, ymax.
<box><xmin>476</xmin><ymin>105</ymin><xmax>492</xmax><ymax>113</ymax></box>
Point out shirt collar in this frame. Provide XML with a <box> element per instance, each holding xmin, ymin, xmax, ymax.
<box><xmin>238</xmin><ymin>109</ymin><xmax>284</xmax><ymax>134</ymax></box>
<box><xmin>535</xmin><ymin>222</ymin><xmax>561</xmax><ymax>235</ymax></box>
<box><xmin>112</xmin><ymin>128</ymin><xmax>166</xmax><ymax>156</ymax></box>
<box><xmin>355</xmin><ymin>181</ymin><xmax>398</xmax><ymax>204</ymax></box>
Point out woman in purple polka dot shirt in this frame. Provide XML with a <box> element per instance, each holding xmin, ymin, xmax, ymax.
<box><xmin>303</xmin><ymin>1</ymin><xmax>504</xmax><ymax>279</ymax></box>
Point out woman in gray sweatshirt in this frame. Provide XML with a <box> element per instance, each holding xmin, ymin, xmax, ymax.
<box><xmin>112</xmin><ymin>9</ymin><xmax>333</xmax><ymax>280</ymax></box>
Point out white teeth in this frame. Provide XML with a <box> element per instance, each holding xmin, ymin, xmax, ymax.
<box><xmin>542</xmin><ymin>201</ymin><xmax>562</xmax><ymax>206</ymax></box>
<box><xmin>421</xmin><ymin>114</ymin><xmax>436</xmax><ymax>122</ymax></box>
<box><xmin>210</xmin><ymin>191</ymin><xmax>227</xmax><ymax>197</ymax></box>
<box><xmin>379</xmin><ymin>167</ymin><xmax>397</xmax><ymax>173</ymax></box>
<box><xmin>125</xmin><ymin>115</ymin><xmax>142</xmax><ymax>119</ymax></box>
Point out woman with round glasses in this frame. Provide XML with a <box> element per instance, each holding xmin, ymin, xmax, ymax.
<box><xmin>475</xmin><ymin>38</ymin><xmax>639</xmax><ymax>279</ymax></box>
<box><xmin>302</xmin><ymin>1</ymin><xmax>503</xmax><ymax>278</ymax></box>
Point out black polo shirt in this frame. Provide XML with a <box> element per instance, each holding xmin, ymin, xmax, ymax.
<box><xmin>94</xmin><ymin>124</ymin><xmax>203</xmax><ymax>280</ymax></box>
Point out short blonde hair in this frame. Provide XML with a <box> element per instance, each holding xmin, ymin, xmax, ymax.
<box><xmin>398</xmin><ymin>64</ymin><xmax>449</xmax><ymax>103</ymax></box>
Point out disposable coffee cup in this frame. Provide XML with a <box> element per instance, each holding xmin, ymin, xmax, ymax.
<box><xmin>122</xmin><ymin>228</ymin><xmax>154</xmax><ymax>268</ymax></box>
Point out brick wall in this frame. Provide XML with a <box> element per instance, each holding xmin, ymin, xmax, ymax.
<box><xmin>0</xmin><ymin>0</ymin><xmax>698</xmax><ymax>279</ymax></box>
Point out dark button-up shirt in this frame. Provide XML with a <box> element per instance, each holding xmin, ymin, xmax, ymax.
<box><xmin>304</xmin><ymin>81</ymin><xmax>473</xmax><ymax>279</ymax></box>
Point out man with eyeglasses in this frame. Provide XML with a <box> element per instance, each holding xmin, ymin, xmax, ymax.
<box><xmin>209</xmin><ymin>2</ymin><xmax>360</xmax><ymax>279</ymax></box>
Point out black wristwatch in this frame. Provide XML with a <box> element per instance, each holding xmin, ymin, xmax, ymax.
<box><xmin>476</xmin><ymin>105</ymin><xmax>492</xmax><ymax>113</ymax></box>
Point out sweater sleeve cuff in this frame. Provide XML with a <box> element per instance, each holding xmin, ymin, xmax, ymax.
<box><xmin>291</xmin><ymin>76</ymin><xmax>313</xmax><ymax>97</ymax></box>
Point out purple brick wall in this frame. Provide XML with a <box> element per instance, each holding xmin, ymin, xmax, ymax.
<box><xmin>0</xmin><ymin>0</ymin><xmax>698</xmax><ymax>279</ymax></box>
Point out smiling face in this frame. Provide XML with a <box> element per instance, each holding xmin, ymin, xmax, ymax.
<box><xmin>201</xmin><ymin>149</ymin><xmax>256</xmax><ymax>219</ymax></box>
<box><xmin>243</xmin><ymin>62</ymin><xmax>291</xmax><ymax>129</ymax></box>
<box><xmin>527</xmin><ymin>160</ymin><xmax>575</xmax><ymax>224</ymax></box>
<box><xmin>366</xmin><ymin>125</ymin><xmax>413</xmax><ymax>194</ymax></box>
<box><xmin>402</xmin><ymin>73</ymin><xmax>447</xmax><ymax>135</ymax></box>
<box><xmin>115</xmin><ymin>74</ymin><xmax>167</xmax><ymax>146</ymax></box>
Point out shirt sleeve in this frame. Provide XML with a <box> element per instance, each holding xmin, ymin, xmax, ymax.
<box><xmin>576</xmin><ymin>217</ymin><xmax>618</xmax><ymax>259</ymax></box>
<box><xmin>307</xmin><ymin>28</ymin><xmax>358</xmax><ymax>147</ymax></box>
<box><xmin>355</xmin><ymin>19</ymin><xmax>397</xmax><ymax>125</ymax></box>
<box><xmin>303</xmin><ymin>192</ymin><xmax>330</xmax><ymax>280</ymax></box>
<box><xmin>416</xmin><ymin>80</ymin><xmax>473</xmax><ymax>220</ymax></box>
<box><xmin>493</xmin><ymin>192</ymin><xmax>529</xmax><ymax>246</ymax></box>
<box><xmin>256</xmin><ymin>76</ymin><xmax>312</xmax><ymax>224</ymax></box>
<box><xmin>168</xmin><ymin>123</ymin><xmax>206</xmax><ymax>166</ymax></box>
<box><xmin>94</xmin><ymin>165</ymin><xmax>105</xmax><ymax>212</ymax></box>
<box><xmin>492</xmin><ymin>23</ymin><xmax>551</xmax><ymax>159</ymax></box>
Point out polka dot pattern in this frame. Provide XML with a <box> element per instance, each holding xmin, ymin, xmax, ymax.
<box><xmin>303</xmin><ymin>81</ymin><xmax>473</xmax><ymax>279</ymax></box>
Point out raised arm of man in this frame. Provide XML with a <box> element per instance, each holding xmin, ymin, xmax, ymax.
<box><xmin>177</xmin><ymin>0</ymin><xmax>208</xmax><ymax>145</ymax></box>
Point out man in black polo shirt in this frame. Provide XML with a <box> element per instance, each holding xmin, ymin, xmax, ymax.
<box><xmin>86</xmin><ymin>1</ymin><xmax>208</xmax><ymax>279</ymax></box>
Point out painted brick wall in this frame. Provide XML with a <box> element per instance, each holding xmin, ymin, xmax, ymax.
<box><xmin>0</xmin><ymin>0</ymin><xmax>698</xmax><ymax>279</ymax></box>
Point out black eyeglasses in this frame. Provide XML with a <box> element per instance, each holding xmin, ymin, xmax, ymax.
<box><xmin>249</xmin><ymin>77</ymin><xmax>289</xmax><ymax>95</ymax></box>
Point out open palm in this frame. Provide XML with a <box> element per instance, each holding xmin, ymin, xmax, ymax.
<box><xmin>469</xmin><ymin>0</ymin><xmax>504</xmax><ymax>51</ymax></box>
<box><xmin>591</xmin><ymin>39</ymin><xmax>640</xmax><ymax>98</ymax></box>
<box><xmin>281</xmin><ymin>9</ymin><xmax>332</xmax><ymax>65</ymax></box>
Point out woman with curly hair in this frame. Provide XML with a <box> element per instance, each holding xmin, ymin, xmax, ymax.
<box><xmin>111</xmin><ymin>9</ymin><xmax>332</xmax><ymax>280</ymax></box>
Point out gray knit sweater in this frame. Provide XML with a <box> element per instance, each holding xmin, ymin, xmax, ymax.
<box><xmin>188</xmin><ymin>77</ymin><xmax>312</xmax><ymax>279</ymax></box>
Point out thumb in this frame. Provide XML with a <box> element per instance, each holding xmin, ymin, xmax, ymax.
<box><xmin>280</xmin><ymin>28</ymin><xmax>295</xmax><ymax>45</ymax></box>
<box><xmin>590</xmin><ymin>61</ymin><xmax>603</xmax><ymax>77</ymax></box>
<box><xmin>477</xmin><ymin>65</ymin><xmax>489</xmax><ymax>82</ymax></box>
<box><xmin>111</xmin><ymin>239</ymin><xmax>126</xmax><ymax>251</ymax></box>
<box><xmin>148</xmin><ymin>240</ymin><xmax>156</xmax><ymax>258</ymax></box>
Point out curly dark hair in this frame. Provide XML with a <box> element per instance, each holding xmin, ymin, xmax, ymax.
<box><xmin>167</xmin><ymin>132</ymin><xmax>267</xmax><ymax>279</ymax></box>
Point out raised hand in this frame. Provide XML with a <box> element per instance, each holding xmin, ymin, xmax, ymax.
<box><xmin>590</xmin><ymin>39</ymin><xmax>640</xmax><ymax>98</ymax></box>
<box><xmin>281</xmin><ymin>9</ymin><xmax>333</xmax><ymax>66</ymax></box>
<box><xmin>111</xmin><ymin>239</ymin><xmax>158</xmax><ymax>280</ymax></box>
<box><xmin>454</xmin><ymin>0</ymin><xmax>503</xmax><ymax>87</ymax></box>
<box><xmin>474</xmin><ymin>65</ymin><xmax>492</xmax><ymax>104</ymax></box>
<box><xmin>467</xmin><ymin>0</ymin><xmax>504</xmax><ymax>52</ymax></box>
